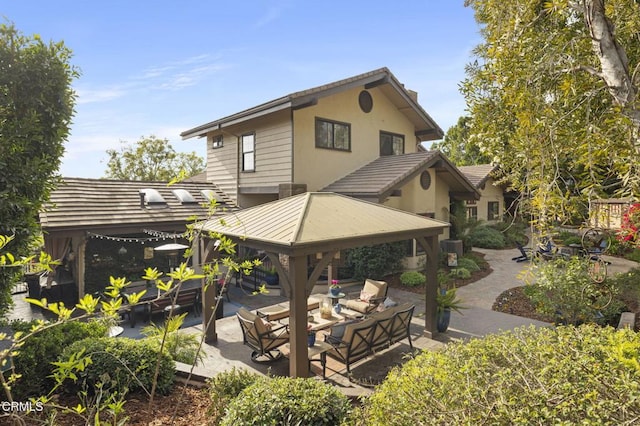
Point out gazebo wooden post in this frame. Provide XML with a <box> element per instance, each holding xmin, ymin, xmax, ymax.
<box><xmin>199</xmin><ymin>238</ymin><xmax>218</xmax><ymax>343</ymax></box>
<box><xmin>288</xmin><ymin>254</ymin><xmax>309</xmax><ymax>378</ymax></box>
<box><xmin>416</xmin><ymin>235</ymin><xmax>439</xmax><ymax>338</ymax></box>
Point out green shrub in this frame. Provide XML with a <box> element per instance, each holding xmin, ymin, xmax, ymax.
<box><xmin>222</xmin><ymin>376</ymin><xmax>351</xmax><ymax>425</ymax></box>
<box><xmin>489</xmin><ymin>221</ymin><xmax>527</xmax><ymax>247</ymax></box>
<box><xmin>363</xmin><ymin>325</ymin><xmax>640</xmax><ymax>425</ymax></box>
<box><xmin>624</xmin><ymin>248</ymin><xmax>640</xmax><ymax>263</ymax></box>
<box><xmin>455</xmin><ymin>257</ymin><xmax>480</xmax><ymax>272</ymax></box>
<box><xmin>468</xmin><ymin>226</ymin><xmax>506</xmax><ymax>249</ymax></box>
<box><xmin>9</xmin><ymin>319</ymin><xmax>107</xmax><ymax>399</ymax></box>
<box><xmin>526</xmin><ymin>257</ymin><xmax>623</xmax><ymax>325</ymax></box>
<box><xmin>345</xmin><ymin>242</ymin><xmax>407</xmax><ymax>280</ymax></box>
<box><xmin>207</xmin><ymin>367</ymin><xmax>261</xmax><ymax>424</ymax></box>
<box><xmin>61</xmin><ymin>336</ymin><xmax>175</xmax><ymax>396</ymax></box>
<box><xmin>449</xmin><ymin>267</ymin><xmax>471</xmax><ymax>280</ymax></box>
<box><xmin>399</xmin><ymin>271</ymin><xmax>426</xmax><ymax>287</ymax></box>
<box><xmin>141</xmin><ymin>313</ymin><xmax>203</xmax><ymax>365</ymax></box>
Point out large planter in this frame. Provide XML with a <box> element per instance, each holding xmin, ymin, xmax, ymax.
<box><xmin>436</xmin><ymin>308</ymin><xmax>451</xmax><ymax>333</ymax></box>
<box><xmin>330</xmin><ymin>287</ymin><xmax>341</xmax><ymax>297</ymax></box>
<box><xmin>264</xmin><ymin>273</ymin><xmax>279</xmax><ymax>286</ymax></box>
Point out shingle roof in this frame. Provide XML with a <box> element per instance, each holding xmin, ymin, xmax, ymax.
<box><xmin>457</xmin><ymin>164</ymin><xmax>497</xmax><ymax>188</ymax></box>
<box><xmin>322</xmin><ymin>151</ymin><xmax>479</xmax><ymax>201</ymax></box>
<box><xmin>180</xmin><ymin>67</ymin><xmax>443</xmax><ymax>141</ymax></box>
<box><xmin>39</xmin><ymin>178</ymin><xmax>236</xmax><ymax>232</ymax></box>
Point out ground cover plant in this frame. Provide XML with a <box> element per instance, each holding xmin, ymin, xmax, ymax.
<box><xmin>361</xmin><ymin>325</ymin><xmax>640</xmax><ymax>425</ymax></box>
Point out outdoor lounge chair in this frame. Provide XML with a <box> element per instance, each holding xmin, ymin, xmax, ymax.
<box><xmin>236</xmin><ymin>308</ymin><xmax>290</xmax><ymax>362</ymax></box>
<box><xmin>512</xmin><ymin>242</ymin><xmax>532</xmax><ymax>262</ymax></box>
<box><xmin>342</xmin><ymin>279</ymin><xmax>388</xmax><ymax>314</ymax></box>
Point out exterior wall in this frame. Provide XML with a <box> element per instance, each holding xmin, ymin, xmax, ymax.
<box><xmin>383</xmin><ymin>169</ymin><xmax>451</xmax><ymax>269</ymax></box>
<box><xmin>475</xmin><ymin>179</ymin><xmax>504</xmax><ymax>222</ymax></box>
<box><xmin>205</xmin><ymin>109</ymin><xmax>293</xmax><ymax>205</ymax></box>
<box><xmin>292</xmin><ymin>86</ymin><xmax>421</xmax><ymax>191</ymax></box>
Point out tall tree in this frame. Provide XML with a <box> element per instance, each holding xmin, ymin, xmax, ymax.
<box><xmin>462</xmin><ymin>0</ymin><xmax>640</xmax><ymax>228</ymax></box>
<box><xmin>0</xmin><ymin>22</ymin><xmax>78</xmax><ymax>312</ymax></box>
<box><xmin>104</xmin><ymin>135</ymin><xmax>205</xmax><ymax>181</ymax></box>
<box><xmin>432</xmin><ymin>116</ymin><xmax>492</xmax><ymax>166</ymax></box>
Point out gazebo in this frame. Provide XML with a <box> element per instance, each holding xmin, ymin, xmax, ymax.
<box><xmin>194</xmin><ymin>192</ymin><xmax>448</xmax><ymax>378</ymax></box>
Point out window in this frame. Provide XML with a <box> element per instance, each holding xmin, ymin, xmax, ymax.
<box><xmin>380</xmin><ymin>131</ymin><xmax>404</xmax><ymax>156</ymax></box>
<box><xmin>241</xmin><ymin>133</ymin><xmax>255</xmax><ymax>171</ymax></box>
<box><xmin>467</xmin><ymin>206</ymin><xmax>478</xmax><ymax>220</ymax></box>
<box><xmin>211</xmin><ymin>135</ymin><xmax>223</xmax><ymax>149</ymax></box>
<box><xmin>488</xmin><ymin>201</ymin><xmax>500</xmax><ymax>221</ymax></box>
<box><xmin>315</xmin><ymin>118</ymin><xmax>350</xmax><ymax>151</ymax></box>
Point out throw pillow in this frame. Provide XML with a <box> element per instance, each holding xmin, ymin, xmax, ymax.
<box><xmin>383</xmin><ymin>297</ymin><xmax>398</xmax><ymax>308</ymax></box>
<box><xmin>360</xmin><ymin>290</ymin><xmax>374</xmax><ymax>303</ymax></box>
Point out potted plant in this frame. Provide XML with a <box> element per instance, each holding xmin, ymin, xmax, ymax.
<box><xmin>329</xmin><ymin>279</ymin><xmax>341</xmax><ymax>296</ymax></box>
<box><xmin>263</xmin><ymin>266</ymin><xmax>279</xmax><ymax>286</ymax></box>
<box><xmin>436</xmin><ymin>286</ymin><xmax>466</xmax><ymax>333</ymax></box>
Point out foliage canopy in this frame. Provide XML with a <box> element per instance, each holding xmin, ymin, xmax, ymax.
<box><xmin>104</xmin><ymin>135</ymin><xmax>205</xmax><ymax>181</ymax></box>
<box><xmin>462</xmin><ymin>0</ymin><xmax>640</xmax><ymax>228</ymax></box>
<box><xmin>0</xmin><ymin>21</ymin><xmax>78</xmax><ymax>313</ymax></box>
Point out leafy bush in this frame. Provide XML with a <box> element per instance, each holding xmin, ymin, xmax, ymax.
<box><xmin>526</xmin><ymin>257</ymin><xmax>622</xmax><ymax>325</ymax></box>
<box><xmin>468</xmin><ymin>226</ymin><xmax>506</xmax><ymax>249</ymax></box>
<box><xmin>207</xmin><ymin>367</ymin><xmax>262</xmax><ymax>424</ymax></box>
<box><xmin>489</xmin><ymin>221</ymin><xmax>527</xmax><ymax>247</ymax></box>
<box><xmin>455</xmin><ymin>257</ymin><xmax>480</xmax><ymax>272</ymax></box>
<box><xmin>449</xmin><ymin>267</ymin><xmax>471</xmax><ymax>280</ymax></box>
<box><xmin>222</xmin><ymin>376</ymin><xmax>351</xmax><ymax>425</ymax></box>
<box><xmin>61</xmin><ymin>336</ymin><xmax>175</xmax><ymax>396</ymax></box>
<box><xmin>9</xmin><ymin>319</ymin><xmax>107</xmax><ymax>399</ymax></box>
<box><xmin>363</xmin><ymin>325</ymin><xmax>640</xmax><ymax>425</ymax></box>
<box><xmin>141</xmin><ymin>312</ymin><xmax>203</xmax><ymax>365</ymax></box>
<box><xmin>624</xmin><ymin>248</ymin><xmax>640</xmax><ymax>263</ymax></box>
<box><xmin>345</xmin><ymin>242</ymin><xmax>407</xmax><ymax>280</ymax></box>
<box><xmin>399</xmin><ymin>271</ymin><xmax>426</xmax><ymax>287</ymax></box>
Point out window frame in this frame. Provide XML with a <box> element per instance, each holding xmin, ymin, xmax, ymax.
<box><xmin>211</xmin><ymin>135</ymin><xmax>224</xmax><ymax>149</ymax></box>
<box><xmin>467</xmin><ymin>206</ymin><xmax>478</xmax><ymax>220</ymax></box>
<box><xmin>488</xmin><ymin>201</ymin><xmax>500</xmax><ymax>221</ymax></box>
<box><xmin>379</xmin><ymin>131</ymin><xmax>405</xmax><ymax>156</ymax></box>
<box><xmin>315</xmin><ymin>117</ymin><xmax>351</xmax><ymax>151</ymax></box>
<box><xmin>241</xmin><ymin>132</ymin><xmax>255</xmax><ymax>172</ymax></box>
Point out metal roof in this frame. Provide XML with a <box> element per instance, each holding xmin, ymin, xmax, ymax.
<box><xmin>39</xmin><ymin>178</ymin><xmax>237</xmax><ymax>232</ymax></box>
<box><xmin>322</xmin><ymin>151</ymin><xmax>480</xmax><ymax>201</ymax></box>
<box><xmin>196</xmin><ymin>192</ymin><xmax>448</xmax><ymax>255</ymax></box>
<box><xmin>180</xmin><ymin>67</ymin><xmax>443</xmax><ymax>141</ymax></box>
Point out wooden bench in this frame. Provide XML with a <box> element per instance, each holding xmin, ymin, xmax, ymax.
<box><xmin>147</xmin><ymin>287</ymin><xmax>201</xmax><ymax>323</ymax></box>
<box><xmin>324</xmin><ymin>303</ymin><xmax>415</xmax><ymax>375</ymax></box>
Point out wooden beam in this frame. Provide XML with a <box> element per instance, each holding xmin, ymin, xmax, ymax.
<box><xmin>416</xmin><ymin>235</ymin><xmax>438</xmax><ymax>338</ymax></box>
<box><xmin>288</xmin><ymin>254</ymin><xmax>309</xmax><ymax>378</ymax></box>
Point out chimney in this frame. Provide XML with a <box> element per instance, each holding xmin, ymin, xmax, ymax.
<box><xmin>407</xmin><ymin>89</ymin><xmax>418</xmax><ymax>102</ymax></box>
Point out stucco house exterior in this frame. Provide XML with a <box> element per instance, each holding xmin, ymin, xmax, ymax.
<box><xmin>181</xmin><ymin>68</ymin><xmax>480</xmax><ymax>259</ymax></box>
<box><xmin>458</xmin><ymin>164</ymin><xmax>504</xmax><ymax>223</ymax></box>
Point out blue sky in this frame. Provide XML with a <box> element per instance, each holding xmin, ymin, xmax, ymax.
<box><xmin>2</xmin><ymin>1</ymin><xmax>480</xmax><ymax>178</ymax></box>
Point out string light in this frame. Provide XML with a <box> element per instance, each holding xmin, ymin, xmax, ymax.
<box><xmin>86</xmin><ymin>231</ymin><xmax>183</xmax><ymax>244</ymax></box>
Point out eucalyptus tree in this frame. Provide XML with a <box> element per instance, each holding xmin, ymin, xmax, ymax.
<box><xmin>462</xmin><ymin>0</ymin><xmax>640</xmax><ymax>228</ymax></box>
<box><xmin>0</xmin><ymin>22</ymin><xmax>77</xmax><ymax>312</ymax></box>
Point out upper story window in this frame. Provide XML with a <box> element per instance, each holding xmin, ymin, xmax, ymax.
<box><xmin>380</xmin><ymin>131</ymin><xmax>404</xmax><ymax>156</ymax></box>
<box><xmin>488</xmin><ymin>201</ymin><xmax>500</xmax><ymax>221</ymax></box>
<box><xmin>211</xmin><ymin>135</ymin><xmax>223</xmax><ymax>149</ymax></box>
<box><xmin>315</xmin><ymin>117</ymin><xmax>351</xmax><ymax>151</ymax></box>
<box><xmin>241</xmin><ymin>133</ymin><xmax>255</xmax><ymax>172</ymax></box>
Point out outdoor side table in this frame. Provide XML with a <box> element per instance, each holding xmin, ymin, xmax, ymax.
<box><xmin>307</xmin><ymin>341</ymin><xmax>332</xmax><ymax>378</ymax></box>
<box><xmin>327</xmin><ymin>292</ymin><xmax>345</xmax><ymax>305</ymax></box>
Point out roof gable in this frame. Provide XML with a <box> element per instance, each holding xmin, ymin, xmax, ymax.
<box><xmin>180</xmin><ymin>67</ymin><xmax>443</xmax><ymax>141</ymax></box>
<box><xmin>458</xmin><ymin>164</ymin><xmax>498</xmax><ymax>188</ymax></box>
<box><xmin>322</xmin><ymin>151</ymin><xmax>479</xmax><ymax>201</ymax></box>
